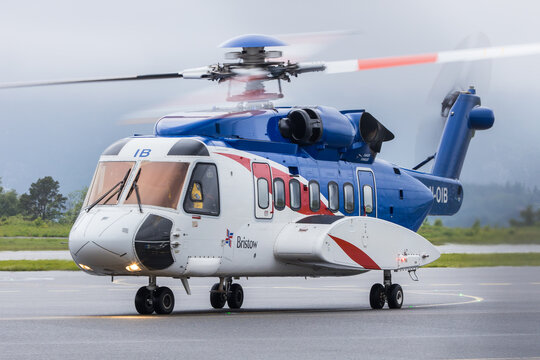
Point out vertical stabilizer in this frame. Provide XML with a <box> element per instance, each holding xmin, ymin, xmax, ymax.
<box><xmin>431</xmin><ymin>89</ymin><xmax>494</xmax><ymax>179</ymax></box>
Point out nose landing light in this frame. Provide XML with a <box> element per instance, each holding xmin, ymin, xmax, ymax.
<box><xmin>126</xmin><ymin>263</ymin><xmax>142</xmax><ymax>272</ymax></box>
<box><xmin>79</xmin><ymin>264</ymin><xmax>93</xmax><ymax>271</ymax></box>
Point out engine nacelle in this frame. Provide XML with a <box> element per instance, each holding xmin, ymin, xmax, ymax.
<box><xmin>278</xmin><ymin>107</ymin><xmax>356</xmax><ymax>148</ymax></box>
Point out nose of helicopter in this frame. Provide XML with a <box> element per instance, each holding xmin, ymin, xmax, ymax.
<box><xmin>69</xmin><ymin>208</ymin><xmax>147</xmax><ymax>275</ymax></box>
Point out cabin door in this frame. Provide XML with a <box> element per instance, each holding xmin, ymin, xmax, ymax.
<box><xmin>252</xmin><ymin>162</ymin><xmax>273</xmax><ymax>219</ymax></box>
<box><xmin>357</xmin><ymin>169</ymin><xmax>377</xmax><ymax>217</ymax></box>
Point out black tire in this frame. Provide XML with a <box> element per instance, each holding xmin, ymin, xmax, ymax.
<box><xmin>387</xmin><ymin>284</ymin><xmax>403</xmax><ymax>309</ymax></box>
<box><xmin>369</xmin><ymin>283</ymin><xmax>385</xmax><ymax>309</ymax></box>
<box><xmin>154</xmin><ymin>287</ymin><xmax>175</xmax><ymax>315</ymax></box>
<box><xmin>227</xmin><ymin>283</ymin><xmax>244</xmax><ymax>309</ymax></box>
<box><xmin>210</xmin><ymin>283</ymin><xmax>226</xmax><ymax>309</ymax></box>
<box><xmin>135</xmin><ymin>286</ymin><xmax>155</xmax><ymax>315</ymax></box>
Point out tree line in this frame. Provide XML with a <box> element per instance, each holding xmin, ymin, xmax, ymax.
<box><xmin>0</xmin><ymin>177</ymin><xmax>86</xmax><ymax>223</ymax></box>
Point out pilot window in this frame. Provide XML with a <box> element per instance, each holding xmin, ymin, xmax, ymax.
<box><xmin>86</xmin><ymin>161</ymin><xmax>135</xmax><ymax>206</ymax></box>
<box><xmin>183</xmin><ymin>163</ymin><xmax>220</xmax><ymax>216</ymax></box>
<box><xmin>124</xmin><ymin>161</ymin><xmax>189</xmax><ymax>209</ymax></box>
<box><xmin>289</xmin><ymin>179</ymin><xmax>301</xmax><ymax>210</ymax></box>
<box><xmin>328</xmin><ymin>181</ymin><xmax>339</xmax><ymax>212</ymax></box>
<box><xmin>273</xmin><ymin>178</ymin><xmax>286</xmax><ymax>210</ymax></box>
<box><xmin>309</xmin><ymin>181</ymin><xmax>320</xmax><ymax>212</ymax></box>
<box><xmin>343</xmin><ymin>183</ymin><xmax>355</xmax><ymax>213</ymax></box>
<box><xmin>257</xmin><ymin>178</ymin><xmax>270</xmax><ymax>209</ymax></box>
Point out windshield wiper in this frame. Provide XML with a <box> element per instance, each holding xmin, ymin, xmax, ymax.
<box><xmin>85</xmin><ymin>168</ymin><xmax>131</xmax><ymax>212</ymax></box>
<box><xmin>126</xmin><ymin>168</ymin><xmax>143</xmax><ymax>213</ymax></box>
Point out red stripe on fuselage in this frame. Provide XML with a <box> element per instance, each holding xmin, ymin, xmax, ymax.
<box><xmin>357</xmin><ymin>53</ymin><xmax>438</xmax><ymax>71</ymax></box>
<box><xmin>216</xmin><ymin>153</ymin><xmax>251</xmax><ymax>171</ymax></box>
<box><xmin>328</xmin><ymin>234</ymin><xmax>380</xmax><ymax>270</ymax></box>
<box><xmin>216</xmin><ymin>152</ymin><xmax>334</xmax><ymax>216</ymax></box>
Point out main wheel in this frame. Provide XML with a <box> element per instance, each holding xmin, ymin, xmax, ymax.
<box><xmin>227</xmin><ymin>283</ymin><xmax>244</xmax><ymax>309</ymax></box>
<box><xmin>387</xmin><ymin>284</ymin><xmax>403</xmax><ymax>309</ymax></box>
<box><xmin>154</xmin><ymin>286</ymin><xmax>175</xmax><ymax>314</ymax></box>
<box><xmin>210</xmin><ymin>283</ymin><xmax>226</xmax><ymax>309</ymax></box>
<box><xmin>135</xmin><ymin>286</ymin><xmax>155</xmax><ymax>315</ymax></box>
<box><xmin>369</xmin><ymin>283</ymin><xmax>385</xmax><ymax>309</ymax></box>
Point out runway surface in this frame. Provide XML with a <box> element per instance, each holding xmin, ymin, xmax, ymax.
<box><xmin>1</xmin><ymin>267</ymin><xmax>540</xmax><ymax>360</ymax></box>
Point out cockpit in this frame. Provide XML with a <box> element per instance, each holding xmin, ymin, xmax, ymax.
<box><xmin>84</xmin><ymin>138</ymin><xmax>220</xmax><ymax>216</ymax></box>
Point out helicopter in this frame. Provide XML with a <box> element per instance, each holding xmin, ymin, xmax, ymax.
<box><xmin>2</xmin><ymin>33</ymin><xmax>539</xmax><ymax>314</ymax></box>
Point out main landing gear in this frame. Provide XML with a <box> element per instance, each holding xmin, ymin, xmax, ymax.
<box><xmin>135</xmin><ymin>275</ymin><xmax>175</xmax><ymax>315</ymax></box>
<box><xmin>210</xmin><ymin>277</ymin><xmax>244</xmax><ymax>310</ymax></box>
<box><xmin>369</xmin><ymin>270</ymin><xmax>403</xmax><ymax>310</ymax></box>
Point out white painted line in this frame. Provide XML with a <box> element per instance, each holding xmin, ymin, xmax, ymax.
<box><xmin>479</xmin><ymin>283</ymin><xmax>511</xmax><ymax>286</ymax></box>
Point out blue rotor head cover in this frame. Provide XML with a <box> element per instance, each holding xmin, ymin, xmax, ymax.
<box><xmin>219</xmin><ymin>34</ymin><xmax>287</xmax><ymax>48</ymax></box>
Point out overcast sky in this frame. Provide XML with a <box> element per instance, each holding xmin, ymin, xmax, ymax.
<box><xmin>1</xmin><ymin>0</ymin><xmax>539</xmax><ymax>194</ymax></box>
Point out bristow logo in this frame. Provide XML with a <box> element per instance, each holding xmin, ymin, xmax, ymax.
<box><xmin>225</xmin><ymin>229</ymin><xmax>234</xmax><ymax>247</ymax></box>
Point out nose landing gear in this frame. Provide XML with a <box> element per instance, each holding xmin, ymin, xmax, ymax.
<box><xmin>369</xmin><ymin>270</ymin><xmax>404</xmax><ymax>310</ymax></box>
<box><xmin>210</xmin><ymin>277</ymin><xmax>244</xmax><ymax>310</ymax></box>
<box><xmin>134</xmin><ymin>276</ymin><xmax>175</xmax><ymax>315</ymax></box>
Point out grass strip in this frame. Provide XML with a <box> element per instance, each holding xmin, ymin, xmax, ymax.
<box><xmin>0</xmin><ymin>260</ymin><xmax>79</xmax><ymax>271</ymax></box>
<box><xmin>0</xmin><ymin>237</ymin><xmax>68</xmax><ymax>251</ymax></box>
<box><xmin>419</xmin><ymin>224</ymin><xmax>540</xmax><ymax>245</ymax></box>
<box><xmin>426</xmin><ymin>252</ymin><xmax>540</xmax><ymax>267</ymax></box>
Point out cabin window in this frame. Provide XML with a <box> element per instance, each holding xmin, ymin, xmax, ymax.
<box><xmin>289</xmin><ymin>179</ymin><xmax>301</xmax><ymax>211</ymax></box>
<box><xmin>273</xmin><ymin>178</ymin><xmax>286</xmax><ymax>211</ymax></box>
<box><xmin>328</xmin><ymin>182</ymin><xmax>339</xmax><ymax>212</ymax></box>
<box><xmin>183</xmin><ymin>163</ymin><xmax>220</xmax><ymax>216</ymax></box>
<box><xmin>309</xmin><ymin>181</ymin><xmax>320</xmax><ymax>212</ymax></box>
<box><xmin>363</xmin><ymin>185</ymin><xmax>374</xmax><ymax>214</ymax></box>
<box><xmin>343</xmin><ymin>183</ymin><xmax>355</xmax><ymax>213</ymax></box>
<box><xmin>257</xmin><ymin>178</ymin><xmax>270</xmax><ymax>209</ymax></box>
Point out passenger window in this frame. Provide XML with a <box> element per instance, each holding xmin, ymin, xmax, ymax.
<box><xmin>328</xmin><ymin>182</ymin><xmax>339</xmax><ymax>212</ymax></box>
<box><xmin>363</xmin><ymin>185</ymin><xmax>374</xmax><ymax>214</ymax></box>
<box><xmin>257</xmin><ymin>178</ymin><xmax>269</xmax><ymax>209</ymax></box>
<box><xmin>183</xmin><ymin>163</ymin><xmax>220</xmax><ymax>216</ymax></box>
<box><xmin>273</xmin><ymin>179</ymin><xmax>285</xmax><ymax>210</ymax></box>
<box><xmin>309</xmin><ymin>181</ymin><xmax>320</xmax><ymax>212</ymax></box>
<box><xmin>343</xmin><ymin>183</ymin><xmax>355</xmax><ymax>213</ymax></box>
<box><xmin>289</xmin><ymin>179</ymin><xmax>301</xmax><ymax>210</ymax></box>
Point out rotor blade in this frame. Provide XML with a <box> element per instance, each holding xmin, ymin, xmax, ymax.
<box><xmin>0</xmin><ymin>73</ymin><xmax>183</xmax><ymax>89</ymax></box>
<box><xmin>324</xmin><ymin>42</ymin><xmax>540</xmax><ymax>74</ymax></box>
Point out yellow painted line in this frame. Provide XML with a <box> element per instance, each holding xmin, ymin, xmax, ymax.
<box><xmin>0</xmin><ymin>290</ymin><xmax>20</xmax><ymax>293</ymax></box>
<box><xmin>428</xmin><ymin>283</ymin><xmax>463</xmax><ymax>286</ymax></box>
<box><xmin>479</xmin><ymin>283</ymin><xmax>511</xmax><ymax>286</ymax></box>
<box><xmin>530</xmin><ymin>282</ymin><xmax>540</xmax><ymax>285</ymax></box>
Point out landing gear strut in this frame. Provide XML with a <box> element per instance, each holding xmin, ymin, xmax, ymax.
<box><xmin>369</xmin><ymin>270</ymin><xmax>403</xmax><ymax>310</ymax></box>
<box><xmin>134</xmin><ymin>276</ymin><xmax>175</xmax><ymax>315</ymax></box>
<box><xmin>210</xmin><ymin>277</ymin><xmax>244</xmax><ymax>310</ymax></box>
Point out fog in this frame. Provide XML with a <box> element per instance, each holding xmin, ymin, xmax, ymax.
<box><xmin>1</xmin><ymin>0</ymin><xmax>539</xmax><ymax>194</ymax></box>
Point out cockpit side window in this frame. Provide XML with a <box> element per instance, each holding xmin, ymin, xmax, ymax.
<box><xmin>183</xmin><ymin>163</ymin><xmax>220</xmax><ymax>216</ymax></box>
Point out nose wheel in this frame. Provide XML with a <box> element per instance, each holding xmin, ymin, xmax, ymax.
<box><xmin>210</xmin><ymin>277</ymin><xmax>244</xmax><ymax>310</ymax></box>
<box><xmin>134</xmin><ymin>276</ymin><xmax>175</xmax><ymax>315</ymax></box>
<box><xmin>369</xmin><ymin>270</ymin><xmax>403</xmax><ymax>309</ymax></box>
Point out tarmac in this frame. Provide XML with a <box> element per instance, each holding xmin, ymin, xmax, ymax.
<box><xmin>1</xmin><ymin>267</ymin><xmax>540</xmax><ymax>359</ymax></box>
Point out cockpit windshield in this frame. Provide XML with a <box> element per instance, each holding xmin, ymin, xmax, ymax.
<box><xmin>86</xmin><ymin>161</ymin><xmax>135</xmax><ymax>206</ymax></box>
<box><xmin>125</xmin><ymin>161</ymin><xmax>190</xmax><ymax>209</ymax></box>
